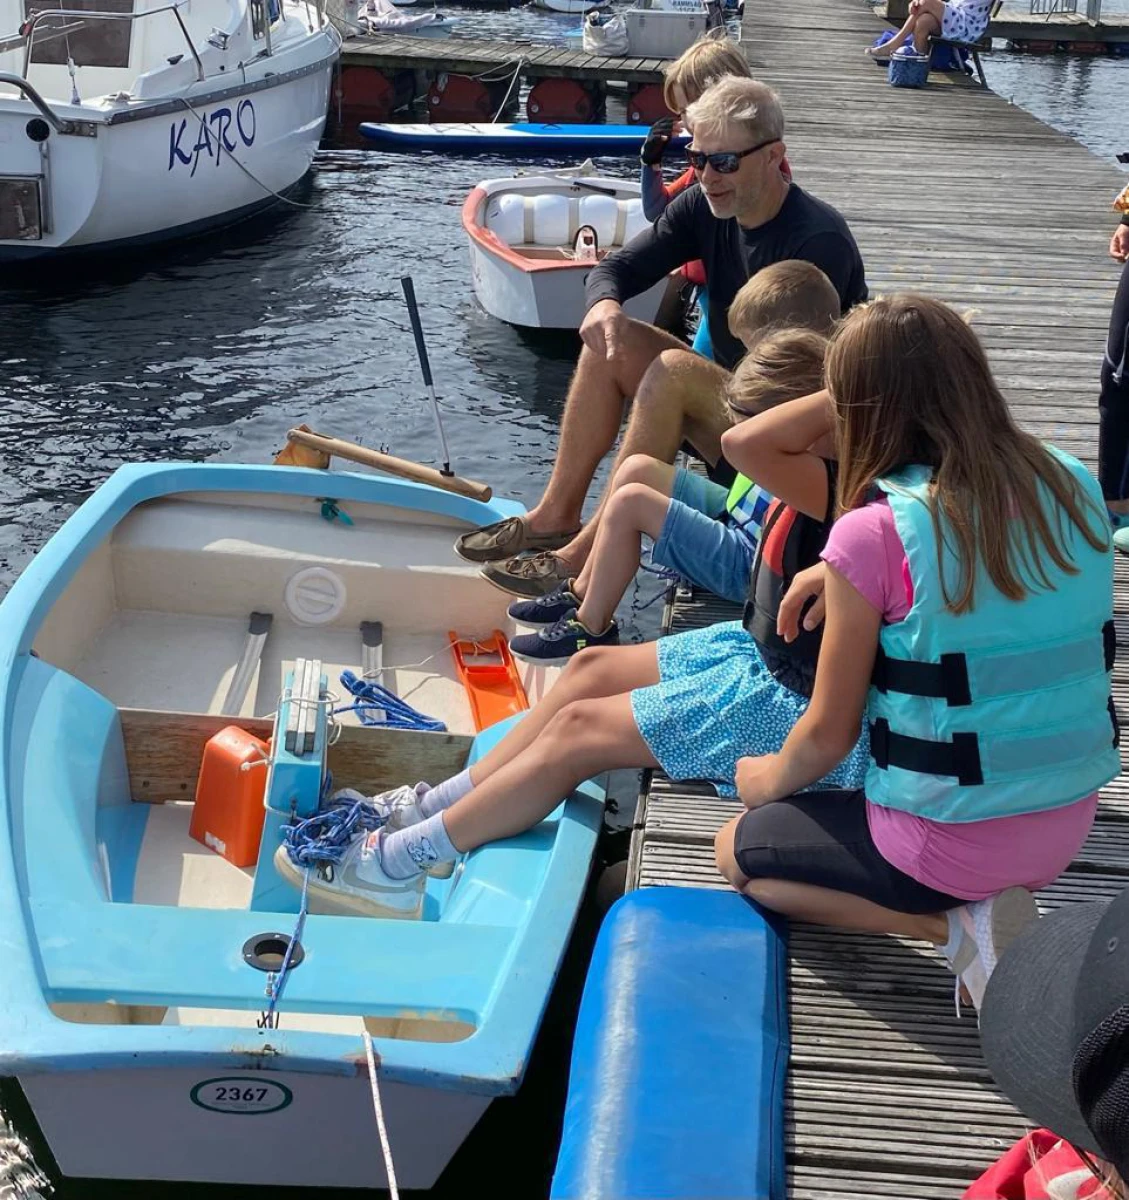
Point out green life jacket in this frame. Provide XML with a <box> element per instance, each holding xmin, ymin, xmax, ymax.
<box><xmin>865</xmin><ymin>448</ymin><xmax>1119</xmax><ymax>823</ymax></box>
<box><xmin>724</xmin><ymin>472</ymin><xmax>773</xmax><ymax>553</ymax></box>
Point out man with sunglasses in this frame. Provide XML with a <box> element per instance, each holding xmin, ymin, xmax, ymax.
<box><xmin>456</xmin><ymin>74</ymin><xmax>866</xmax><ymax>598</ymax></box>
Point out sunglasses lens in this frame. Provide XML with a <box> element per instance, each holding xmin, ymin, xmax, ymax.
<box><xmin>714</xmin><ymin>155</ymin><xmax>739</xmax><ymax>173</ymax></box>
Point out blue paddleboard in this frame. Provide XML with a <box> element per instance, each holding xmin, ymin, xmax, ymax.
<box><xmin>357</xmin><ymin>121</ymin><xmax>691</xmax><ymax>154</ymax></box>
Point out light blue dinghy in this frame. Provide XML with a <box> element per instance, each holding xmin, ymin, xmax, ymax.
<box><xmin>0</xmin><ymin>462</ymin><xmax>602</xmax><ymax>1190</ymax></box>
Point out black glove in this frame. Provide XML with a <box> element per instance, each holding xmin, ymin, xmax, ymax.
<box><xmin>640</xmin><ymin>116</ymin><xmax>675</xmax><ymax>167</ymax></box>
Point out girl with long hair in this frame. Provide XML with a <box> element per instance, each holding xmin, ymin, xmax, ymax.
<box><xmin>715</xmin><ymin>294</ymin><xmax>1119</xmax><ymax>1008</ymax></box>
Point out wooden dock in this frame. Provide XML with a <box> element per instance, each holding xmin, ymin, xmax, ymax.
<box><xmin>340</xmin><ymin>36</ymin><xmax>672</xmax><ymax>85</ymax></box>
<box><xmin>628</xmin><ymin>1</ymin><xmax>1129</xmax><ymax>1196</ymax></box>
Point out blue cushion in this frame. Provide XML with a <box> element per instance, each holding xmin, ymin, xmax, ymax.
<box><xmin>551</xmin><ymin>887</ymin><xmax>789</xmax><ymax>1200</ymax></box>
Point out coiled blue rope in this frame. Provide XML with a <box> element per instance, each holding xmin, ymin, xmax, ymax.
<box><xmin>281</xmin><ymin>793</ymin><xmax>386</xmax><ymax>868</ymax></box>
<box><xmin>334</xmin><ymin>669</ymin><xmax>447</xmax><ymax>731</ymax></box>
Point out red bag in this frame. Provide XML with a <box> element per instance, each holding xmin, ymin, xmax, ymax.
<box><xmin>962</xmin><ymin>1130</ymin><xmax>1112</xmax><ymax>1200</ymax></box>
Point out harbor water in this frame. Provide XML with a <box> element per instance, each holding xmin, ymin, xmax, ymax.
<box><xmin>0</xmin><ymin>8</ymin><xmax>1126</xmax><ymax>1195</ymax></box>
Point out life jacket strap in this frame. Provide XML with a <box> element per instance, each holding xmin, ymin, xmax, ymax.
<box><xmin>872</xmin><ymin>648</ymin><xmax>972</xmax><ymax>706</ymax></box>
<box><xmin>873</xmin><ymin>621</ymin><xmax>1116</xmax><ymax>708</ymax></box>
<box><xmin>869</xmin><ymin>718</ymin><xmax>984</xmax><ymax>786</ymax></box>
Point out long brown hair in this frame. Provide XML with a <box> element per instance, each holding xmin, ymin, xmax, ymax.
<box><xmin>825</xmin><ymin>295</ymin><xmax>1108</xmax><ymax>614</ymax></box>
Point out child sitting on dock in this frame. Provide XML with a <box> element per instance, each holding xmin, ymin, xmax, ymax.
<box><xmin>713</xmin><ymin>295</ymin><xmax>1117</xmax><ymax>1011</ymax></box>
<box><xmin>503</xmin><ymin>259</ymin><xmax>840</xmax><ymax>663</ymax></box>
<box><xmin>273</xmin><ymin>314</ymin><xmax>871</xmax><ymax>914</ymax></box>
<box><xmin>867</xmin><ymin>0</ymin><xmax>993</xmax><ymax>59</ymax></box>
<box><xmin>505</xmin><ymin>327</ymin><xmax>828</xmax><ymax>664</ymax></box>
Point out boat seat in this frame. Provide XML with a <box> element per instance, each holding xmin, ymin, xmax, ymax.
<box><xmin>550</xmin><ymin>887</ymin><xmax>789</xmax><ymax>1200</ymax></box>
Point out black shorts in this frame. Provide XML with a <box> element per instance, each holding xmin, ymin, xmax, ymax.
<box><xmin>733</xmin><ymin>789</ymin><xmax>965</xmax><ymax>915</ymax></box>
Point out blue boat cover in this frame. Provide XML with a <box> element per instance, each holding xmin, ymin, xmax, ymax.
<box><xmin>551</xmin><ymin>887</ymin><xmax>789</xmax><ymax>1200</ymax></box>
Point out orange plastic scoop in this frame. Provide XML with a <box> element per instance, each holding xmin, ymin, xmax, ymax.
<box><xmin>449</xmin><ymin>631</ymin><xmax>529</xmax><ymax>731</ymax></box>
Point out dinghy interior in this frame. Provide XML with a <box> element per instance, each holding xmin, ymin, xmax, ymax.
<box><xmin>468</xmin><ymin>173</ymin><xmax>651</xmax><ymax>268</ymax></box>
<box><xmin>1</xmin><ymin>464</ymin><xmax>600</xmax><ymax>1056</ymax></box>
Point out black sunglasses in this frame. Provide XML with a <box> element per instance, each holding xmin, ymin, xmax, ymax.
<box><xmin>686</xmin><ymin>138</ymin><xmax>780</xmax><ymax>174</ymax></box>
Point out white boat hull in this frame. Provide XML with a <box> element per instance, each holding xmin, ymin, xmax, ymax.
<box><xmin>0</xmin><ymin>15</ymin><xmax>339</xmax><ymax>258</ymax></box>
<box><xmin>23</xmin><ymin>1066</ymin><xmax>490</xmax><ymax>1188</ymax></box>
<box><xmin>468</xmin><ymin>233</ymin><xmax>667</xmax><ymax>329</ymax></box>
<box><xmin>463</xmin><ymin>172</ymin><xmax>669</xmax><ymax>330</ymax></box>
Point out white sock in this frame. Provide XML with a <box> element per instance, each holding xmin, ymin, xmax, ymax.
<box><xmin>419</xmin><ymin>768</ymin><xmax>474</xmax><ymax>818</ymax></box>
<box><xmin>380</xmin><ymin>812</ymin><xmax>457</xmax><ymax>879</ymax></box>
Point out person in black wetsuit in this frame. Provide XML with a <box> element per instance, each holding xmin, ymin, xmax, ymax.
<box><xmin>1100</xmin><ymin>177</ymin><xmax>1129</xmax><ymax>551</ymax></box>
<box><xmin>456</xmin><ymin>74</ymin><xmax>867</xmax><ymax>598</ymax></box>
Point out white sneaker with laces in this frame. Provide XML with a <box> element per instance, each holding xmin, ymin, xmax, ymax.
<box><xmin>942</xmin><ymin>886</ymin><xmax>1039</xmax><ymax>1014</ymax></box>
<box><xmin>274</xmin><ymin>830</ymin><xmax>425</xmax><ymax>920</ymax></box>
<box><xmin>334</xmin><ymin>784</ymin><xmax>454</xmax><ymax>878</ymax></box>
<box><xmin>365</xmin><ymin>783</ymin><xmax>429</xmax><ymax>830</ymax></box>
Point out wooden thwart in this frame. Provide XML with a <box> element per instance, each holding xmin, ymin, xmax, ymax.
<box><xmin>120</xmin><ymin>707</ymin><xmax>471</xmax><ymax>804</ymax></box>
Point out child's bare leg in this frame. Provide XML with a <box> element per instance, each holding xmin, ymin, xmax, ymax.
<box><xmin>714</xmin><ymin>818</ymin><xmax>950</xmax><ymax>944</ymax></box>
<box><xmin>469</xmin><ymin>643</ymin><xmax>659</xmax><ymax>784</ymax></box>
<box><xmin>576</xmin><ymin>483</ymin><xmax>673</xmax><ymax>632</ymax></box>
<box><xmin>446</xmin><ymin>694</ymin><xmax>659</xmax><ymax>851</ymax></box>
<box><xmin>574</xmin><ymin>456</ymin><xmax>677</xmax><ymax>598</ymax></box>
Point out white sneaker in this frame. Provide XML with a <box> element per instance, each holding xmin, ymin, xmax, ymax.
<box><xmin>274</xmin><ymin>831</ymin><xmax>424</xmax><ymax>920</ymax></box>
<box><xmin>332</xmin><ymin>785</ymin><xmax>454</xmax><ymax>878</ymax></box>
<box><xmin>942</xmin><ymin>886</ymin><xmax>1039</xmax><ymax>1014</ymax></box>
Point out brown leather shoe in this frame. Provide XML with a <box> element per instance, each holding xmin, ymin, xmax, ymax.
<box><xmin>454</xmin><ymin>516</ymin><xmax>579</xmax><ymax>564</ymax></box>
<box><xmin>480</xmin><ymin>552</ymin><xmax>574</xmax><ymax>598</ymax></box>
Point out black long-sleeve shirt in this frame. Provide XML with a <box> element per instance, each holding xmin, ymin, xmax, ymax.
<box><xmin>586</xmin><ymin>182</ymin><xmax>868</xmax><ymax>371</ymax></box>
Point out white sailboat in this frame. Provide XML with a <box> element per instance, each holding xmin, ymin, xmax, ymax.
<box><xmin>0</xmin><ymin>0</ymin><xmax>341</xmax><ymax>260</ymax></box>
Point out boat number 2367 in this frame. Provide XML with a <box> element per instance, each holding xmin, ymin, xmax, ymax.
<box><xmin>168</xmin><ymin>99</ymin><xmax>256</xmax><ymax>176</ymax></box>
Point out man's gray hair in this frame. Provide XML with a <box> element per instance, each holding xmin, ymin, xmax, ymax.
<box><xmin>685</xmin><ymin>75</ymin><xmax>784</xmax><ymax>146</ymax></box>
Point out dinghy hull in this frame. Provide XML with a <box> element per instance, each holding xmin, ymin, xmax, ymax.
<box><xmin>463</xmin><ymin>173</ymin><xmax>669</xmax><ymax>329</ymax></box>
<box><xmin>0</xmin><ymin>464</ymin><xmax>603</xmax><ymax>1189</ymax></box>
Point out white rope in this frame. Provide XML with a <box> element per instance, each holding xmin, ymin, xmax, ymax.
<box><xmin>363</xmin><ymin>1031</ymin><xmax>400</xmax><ymax>1200</ymax></box>
<box><xmin>176</xmin><ymin>95</ymin><xmax>316</xmax><ymax>209</ymax></box>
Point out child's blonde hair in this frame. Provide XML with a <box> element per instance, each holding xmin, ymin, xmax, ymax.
<box><xmin>724</xmin><ymin>327</ymin><xmax>828</xmax><ymax>420</ymax></box>
<box><xmin>727</xmin><ymin>261</ymin><xmax>840</xmax><ymax>349</ymax></box>
<box><xmin>662</xmin><ymin>34</ymin><xmax>751</xmax><ymax>113</ymax></box>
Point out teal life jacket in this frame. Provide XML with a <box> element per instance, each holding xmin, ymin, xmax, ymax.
<box><xmin>865</xmin><ymin>449</ymin><xmax>1119</xmax><ymax>824</ymax></box>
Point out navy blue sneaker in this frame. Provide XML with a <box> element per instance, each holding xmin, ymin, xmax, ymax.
<box><xmin>509</xmin><ymin>613</ymin><xmax>620</xmax><ymax>665</ymax></box>
<box><xmin>508</xmin><ymin>582</ymin><xmax>583</xmax><ymax>627</ymax></box>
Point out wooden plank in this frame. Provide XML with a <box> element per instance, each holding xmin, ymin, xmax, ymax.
<box><xmin>119</xmin><ymin>707</ymin><xmax>471</xmax><ymax>804</ymax></box>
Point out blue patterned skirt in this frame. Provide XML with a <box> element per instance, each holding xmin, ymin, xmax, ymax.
<box><xmin>630</xmin><ymin>621</ymin><xmax>871</xmax><ymax>798</ymax></box>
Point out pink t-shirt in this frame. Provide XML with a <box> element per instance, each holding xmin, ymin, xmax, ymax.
<box><xmin>821</xmin><ymin>500</ymin><xmax>1098</xmax><ymax>902</ymax></box>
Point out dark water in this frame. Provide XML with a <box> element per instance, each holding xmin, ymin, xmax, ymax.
<box><xmin>0</xmin><ymin>6</ymin><xmax>1126</xmax><ymax>1193</ymax></box>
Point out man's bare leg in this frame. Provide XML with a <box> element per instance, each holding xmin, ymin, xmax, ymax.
<box><xmin>521</xmin><ymin>319</ymin><xmax>687</xmax><ymax>538</ymax></box>
<box><xmin>552</xmin><ymin>349</ymin><xmax>731</xmax><ymax>572</ymax></box>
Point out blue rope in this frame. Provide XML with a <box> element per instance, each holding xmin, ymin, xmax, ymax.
<box><xmin>281</xmin><ymin>794</ymin><xmax>386</xmax><ymax>868</ymax></box>
<box><xmin>260</xmin><ymin>867</ymin><xmax>310</xmax><ymax>1030</ymax></box>
<box><xmin>334</xmin><ymin>669</ymin><xmax>447</xmax><ymax>731</ymax></box>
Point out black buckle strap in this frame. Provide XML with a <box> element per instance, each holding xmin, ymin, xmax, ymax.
<box><xmin>871</xmin><ymin>648</ymin><xmax>973</xmax><ymax>707</ymax></box>
<box><xmin>869</xmin><ymin>718</ymin><xmax>984</xmax><ymax>786</ymax></box>
<box><xmin>1104</xmin><ymin>619</ymin><xmax>1117</xmax><ymax>673</ymax></box>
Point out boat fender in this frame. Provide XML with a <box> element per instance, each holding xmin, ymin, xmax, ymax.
<box><xmin>577</xmin><ymin>194</ymin><xmax>618</xmax><ymax>248</ymax></box>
